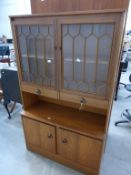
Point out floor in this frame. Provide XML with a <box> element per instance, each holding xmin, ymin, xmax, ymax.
<box><xmin>0</xmin><ymin>62</ymin><xmax>131</xmax><ymax>175</ymax></box>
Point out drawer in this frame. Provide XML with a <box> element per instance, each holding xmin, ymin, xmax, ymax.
<box><xmin>60</xmin><ymin>92</ymin><xmax>108</xmax><ymax>110</ymax></box>
<box><xmin>21</xmin><ymin>83</ymin><xmax>58</xmax><ymax>99</ymax></box>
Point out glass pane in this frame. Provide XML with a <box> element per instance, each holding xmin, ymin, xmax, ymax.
<box><xmin>18</xmin><ymin>27</ymin><xmax>29</xmax><ymax>82</ymax></box>
<box><xmin>86</xmin><ymin>35</ymin><xmax>97</xmax><ymax>62</ymax></box>
<box><xmin>62</xmin><ymin>23</ymin><xmax>114</xmax><ymax>97</ymax></box>
<box><xmin>17</xmin><ymin>24</ymin><xmax>55</xmax><ymax>88</ymax></box>
<box><xmin>98</xmin><ymin>36</ymin><xmax>112</xmax><ymax>62</ymax></box>
<box><xmin>93</xmin><ymin>24</ymin><xmax>106</xmax><ymax>37</ymax></box>
<box><xmin>63</xmin><ymin>35</ymin><xmax>73</xmax><ymax>80</ymax></box>
<box><xmin>74</xmin><ymin>35</ymin><xmax>84</xmax><ymax>81</ymax></box>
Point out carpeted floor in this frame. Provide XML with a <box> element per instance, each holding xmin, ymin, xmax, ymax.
<box><xmin>0</xmin><ymin>63</ymin><xmax>131</xmax><ymax>175</ymax></box>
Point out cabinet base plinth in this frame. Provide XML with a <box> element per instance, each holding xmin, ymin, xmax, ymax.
<box><xmin>26</xmin><ymin>142</ymin><xmax>99</xmax><ymax>175</ymax></box>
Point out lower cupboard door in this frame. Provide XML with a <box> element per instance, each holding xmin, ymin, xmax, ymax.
<box><xmin>39</xmin><ymin>123</ymin><xmax>56</xmax><ymax>154</ymax></box>
<box><xmin>22</xmin><ymin>117</ymin><xmax>40</xmax><ymax>147</ymax></box>
<box><xmin>77</xmin><ymin>135</ymin><xmax>102</xmax><ymax>170</ymax></box>
<box><xmin>57</xmin><ymin>129</ymin><xmax>78</xmax><ymax>161</ymax></box>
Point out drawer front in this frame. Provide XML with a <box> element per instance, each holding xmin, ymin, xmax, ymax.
<box><xmin>22</xmin><ymin>117</ymin><xmax>40</xmax><ymax>146</ymax></box>
<box><xmin>39</xmin><ymin>123</ymin><xmax>56</xmax><ymax>154</ymax></box>
<box><xmin>77</xmin><ymin>135</ymin><xmax>102</xmax><ymax>170</ymax></box>
<box><xmin>60</xmin><ymin>92</ymin><xmax>108</xmax><ymax>110</ymax></box>
<box><xmin>57</xmin><ymin>129</ymin><xmax>78</xmax><ymax>161</ymax></box>
<box><xmin>21</xmin><ymin>83</ymin><xmax>58</xmax><ymax>99</ymax></box>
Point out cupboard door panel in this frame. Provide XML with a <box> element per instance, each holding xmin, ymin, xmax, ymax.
<box><xmin>61</xmin><ymin>22</ymin><xmax>114</xmax><ymax>97</ymax></box>
<box><xmin>22</xmin><ymin>117</ymin><xmax>40</xmax><ymax>146</ymax></box>
<box><xmin>23</xmin><ymin>117</ymin><xmax>56</xmax><ymax>153</ymax></box>
<box><xmin>40</xmin><ymin>123</ymin><xmax>56</xmax><ymax>153</ymax></box>
<box><xmin>57</xmin><ymin>128</ymin><xmax>102</xmax><ymax>170</ymax></box>
<box><xmin>17</xmin><ymin>22</ymin><xmax>56</xmax><ymax>88</ymax></box>
<box><xmin>78</xmin><ymin>135</ymin><xmax>102</xmax><ymax>170</ymax></box>
<box><xmin>57</xmin><ymin>129</ymin><xmax>78</xmax><ymax>161</ymax></box>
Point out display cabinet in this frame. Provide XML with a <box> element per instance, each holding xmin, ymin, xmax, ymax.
<box><xmin>10</xmin><ymin>10</ymin><xmax>126</xmax><ymax>175</ymax></box>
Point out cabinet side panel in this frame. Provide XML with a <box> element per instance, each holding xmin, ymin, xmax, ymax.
<box><xmin>104</xmin><ymin>12</ymin><xmax>127</xmax><ymax>151</ymax></box>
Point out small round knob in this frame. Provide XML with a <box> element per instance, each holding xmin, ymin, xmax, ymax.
<box><xmin>48</xmin><ymin>134</ymin><xmax>53</xmax><ymax>139</ymax></box>
<box><xmin>80</xmin><ymin>97</ymin><xmax>86</xmax><ymax>104</ymax></box>
<box><xmin>59</xmin><ymin>46</ymin><xmax>62</xmax><ymax>50</ymax></box>
<box><xmin>54</xmin><ymin>46</ymin><xmax>57</xmax><ymax>50</ymax></box>
<box><xmin>79</xmin><ymin>97</ymin><xmax>86</xmax><ymax>111</ymax></box>
<box><xmin>35</xmin><ymin>89</ymin><xmax>41</xmax><ymax>95</ymax></box>
<box><xmin>62</xmin><ymin>138</ymin><xmax>68</xmax><ymax>144</ymax></box>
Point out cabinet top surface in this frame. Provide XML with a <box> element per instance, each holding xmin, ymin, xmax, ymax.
<box><xmin>21</xmin><ymin>101</ymin><xmax>106</xmax><ymax>140</ymax></box>
<box><xmin>10</xmin><ymin>9</ymin><xmax>125</xmax><ymax>19</ymax></box>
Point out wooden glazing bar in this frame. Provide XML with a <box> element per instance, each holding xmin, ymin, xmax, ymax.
<box><xmin>94</xmin><ymin>38</ymin><xmax>99</xmax><ymax>85</ymax></box>
<box><xmin>83</xmin><ymin>37</ymin><xmax>87</xmax><ymax>82</ymax></box>
<box><xmin>34</xmin><ymin>35</ymin><xmax>39</xmax><ymax>76</ymax></box>
<box><xmin>25</xmin><ymin>26</ymin><xmax>31</xmax><ymax>81</ymax></box>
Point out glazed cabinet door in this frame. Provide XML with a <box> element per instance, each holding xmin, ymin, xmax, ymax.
<box><xmin>57</xmin><ymin>14</ymin><xmax>119</xmax><ymax>108</ymax></box>
<box><xmin>13</xmin><ymin>18</ymin><xmax>57</xmax><ymax>98</ymax></box>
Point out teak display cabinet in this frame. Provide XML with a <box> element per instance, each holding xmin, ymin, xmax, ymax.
<box><xmin>10</xmin><ymin>10</ymin><xmax>126</xmax><ymax>175</ymax></box>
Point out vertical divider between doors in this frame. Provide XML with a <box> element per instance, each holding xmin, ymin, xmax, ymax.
<box><xmin>53</xmin><ymin>18</ymin><xmax>58</xmax><ymax>99</ymax></box>
<box><xmin>57</xmin><ymin>18</ymin><xmax>62</xmax><ymax>100</ymax></box>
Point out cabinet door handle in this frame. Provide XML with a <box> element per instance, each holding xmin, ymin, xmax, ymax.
<box><xmin>62</xmin><ymin>138</ymin><xmax>68</xmax><ymax>144</ymax></box>
<box><xmin>79</xmin><ymin>97</ymin><xmax>86</xmax><ymax>111</ymax></box>
<box><xmin>59</xmin><ymin>46</ymin><xmax>62</xmax><ymax>51</ymax></box>
<box><xmin>54</xmin><ymin>46</ymin><xmax>57</xmax><ymax>50</ymax></box>
<box><xmin>48</xmin><ymin>134</ymin><xmax>53</xmax><ymax>139</ymax></box>
<box><xmin>35</xmin><ymin>89</ymin><xmax>41</xmax><ymax>95</ymax></box>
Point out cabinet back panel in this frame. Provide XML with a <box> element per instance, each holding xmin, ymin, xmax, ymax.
<box><xmin>31</xmin><ymin>0</ymin><xmax>129</xmax><ymax>13</ymax></box>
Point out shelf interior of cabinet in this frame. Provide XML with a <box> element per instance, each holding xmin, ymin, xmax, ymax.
<box><xmin>21</xmin><ymin>101</ymin><xmax>106</xmax><ymax>140</ymax></box>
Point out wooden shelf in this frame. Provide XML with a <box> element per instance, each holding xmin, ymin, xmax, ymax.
<box><xmin>21</xmin><ymin>101</ymin><xmax>106</xmax><ymax>140</ymax></box>
<box><xmin>64</xmin><ymin>58</ymin><xmax>108</xmax><ymax>65</ymax></box>
<box><xmin>22</xmin><ymin>54</ymin><xmax>54</xmax><ymax>60</ymax></box>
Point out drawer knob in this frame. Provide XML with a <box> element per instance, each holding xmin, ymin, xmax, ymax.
<box><xmin>79</xmin><ymin>97</ymin><xmax>86</xmax><ymax>111</ymax></box>
<box><xmin>35</xmin><ymin>89</ymin><xmax>41</xmax><ymax>95</ymax></box>
<box><xmin>48</xmin><ymin>134</ymin><xmax>53</xmax><ymax>139</ymax></box>
<box><xmin>54</xmin><ymin>46</ymin><xmax>57</xmax><ymax>50</ymax></box>
<box><xmin>62</xmin><ymin>138</ymin><xmax>68</xmax><ymax>144</ymax></box>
